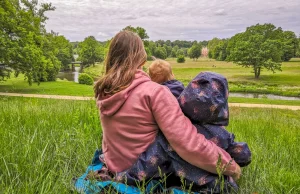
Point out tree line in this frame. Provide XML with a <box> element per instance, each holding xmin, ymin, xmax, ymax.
<box><xmin>207</xmin><ymin>24</ymin><xmax>300</xmax><ymax>78</ymax></box>
<box><xmin>1</xmin><ymin>1</ymin><xmax>300</xmax><ymax>83</ymax></box>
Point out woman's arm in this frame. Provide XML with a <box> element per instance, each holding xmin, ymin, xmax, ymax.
<box><xmin>150</xmin><ymin>85</ymin><xmax>240</xmax><ymax>177</ymax></box>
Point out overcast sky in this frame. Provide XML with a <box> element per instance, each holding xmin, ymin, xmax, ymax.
<box><xmin>40</xmin><ymin>0</ymin><xmax>300</xmax><ymax>42</ymax></box>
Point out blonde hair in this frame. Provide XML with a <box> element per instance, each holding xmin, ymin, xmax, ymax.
<box><xmin>148</xmin><ymin>59</ymin><xmax>174</xmax><ymax>84</ymax></box>
<box><xmin>94</xmin><ymin>31</ymin><xmax>147</xmax><ymax>98</ymax></box>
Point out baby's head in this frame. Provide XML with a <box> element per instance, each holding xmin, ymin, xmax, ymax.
<box><xmin>148</xmin><ymin>60</ymin><xmax>174</xmax><ymax>84</ymax></box>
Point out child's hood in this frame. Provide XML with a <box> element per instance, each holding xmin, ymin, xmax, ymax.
<box><xmin>178</xmin><ymin>72</ymin><xmax>229</xmax><ymax>126</ymax></box>
<box><xmin>161</xmin><ymin>80</ymin><xmax>185</xmax><ymax>98</ymax></box>
<box><xmin>96</xmin><ymin>70</ymin><xmax>150</xmax><ymax>116</ymax></box>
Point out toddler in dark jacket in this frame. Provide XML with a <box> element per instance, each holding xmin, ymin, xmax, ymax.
<box><xmin>148</xmin><ymin>59</ymin><xmax>251</xmax><ymax>167</ymax></box>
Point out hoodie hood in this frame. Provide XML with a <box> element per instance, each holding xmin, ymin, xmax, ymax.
<box><xmin>96</xmin><ymin>70</ymin><xmax>151</xmax><ymax>116</ymax></box>
<box><xmin>161</xmin><ymin>80</ymin><xmax>185</xmax><ymax>98</ymax></box>
<box><xmin>178</xmin><ymin>72</ymin><xmax>229</xmax><ymax>126</ymax></box>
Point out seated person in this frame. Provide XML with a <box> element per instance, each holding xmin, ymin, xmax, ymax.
<box><xmin>114</xmin><ymin>60</ymin><xmax>251</xmax><ymax>193</ymax></box>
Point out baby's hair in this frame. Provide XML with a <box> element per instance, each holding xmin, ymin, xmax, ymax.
<box><xmin>148</xmin><ymin>59</ymin><xmax>174</xmax><ymax>84</ymax></box>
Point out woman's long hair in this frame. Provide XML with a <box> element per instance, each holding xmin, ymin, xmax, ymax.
<box><xmin>94</xmin><ymin>31</ymin><xmax>147</xmax><ymax>98</ymax></box>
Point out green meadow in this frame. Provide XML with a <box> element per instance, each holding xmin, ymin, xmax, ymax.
<box><xmin>0</xmin><ymin>97</ymin><xmax>299</xmax><ymax>193</ymax></box>
<box><xmin>87</xmin><ymin>58</ymin><xmax>300</xmax><ymax>97</ymax></box>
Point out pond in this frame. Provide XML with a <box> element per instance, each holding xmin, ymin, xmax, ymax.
<box><xmin>56</xmin><ymin>67</ymin><xmax>80</xmax><ymax>82</ymax></box>
<box><xmin>56</xmin><ymin>67</ymin><xmax>99</xmax><ymax>83</ymax></box>
<box><xmin>230</xmin><ymin>92</ymin><xmax>300</xmax><ymax>101</ymax></box>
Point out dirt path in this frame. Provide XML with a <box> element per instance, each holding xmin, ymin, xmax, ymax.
<box><xmin>1</xmin><ymin>92</ymin><xmax>300</xmax><ymax>110</ymax></box>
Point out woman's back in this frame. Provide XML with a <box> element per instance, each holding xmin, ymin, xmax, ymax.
<box><xmin>97</xmin><ymin>70</ymin><xmax>161</xmax><ymax>172</ymax></box>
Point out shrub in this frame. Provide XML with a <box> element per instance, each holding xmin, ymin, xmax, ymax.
<box><xmin>177</xmin><ymin>55</ymin><xmax>185</xmax><ymax>63</ymax></box>
<box><xmin>78</xmin><ymin>73</ymin><xmax>94</xmax><ymax>85</ymax></box>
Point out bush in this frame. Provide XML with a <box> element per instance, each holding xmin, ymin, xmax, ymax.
<box><xmin>177</xmin><ymin>55</ymin><xmax>185</xmax><ymax>63</ymax></box>
<box><xmin>78</xmin><ymin>73</ymin><xmax>94</xmax><ymax>85</ymax></box>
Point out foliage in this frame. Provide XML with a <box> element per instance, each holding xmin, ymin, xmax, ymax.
<box><xmin>177</xmin><ymin>55</ymin><xmax>185</xmax><ymax>63</ymax></box>
<box><xmin>78</xmin><ymin>36</ymin><xmax>104</xmax><ymax>67</ymax></box>
<box><xmin>213</xmin><ymin>40</ymin><xmax>228</xmax><ymax>61</ymax></box>
<box><xmin>227</xmin><ymin>23</ymin><xmax>284</xmax><ymax>78</ymax></box>
<box><xmin>207</xmin><ymin>38</ymin><xmax>221</xmax><ymax>59</ymax></box>
<box><xmin>297</xmin><ymin>36</ymin><xmax>300</xmax><ymax>57</ymax></box>
<box><xmin>123</xmin><ymin>25</ymin><xmax>149</xmax><ymax>40</ymax></box>
<box><xmin>188</xmin><ymin>43</ymin><xmax>202</xmax><ymax>60</ymax></box>
<box><xmin>0</xmin><ymin>0</ymin><xmax>57</xmax><ymax>84</ymax></box>
<box><xmin>281</xmin><ymin>31</ymin><xmax>298</xmax><ymax>61</ymax></box>
<box><xmin>163</xmin><ymin>44</ymin><xmax>172</xmax><ymax>57</ymax></box>
<box><xmin>49</xmin><ymin>33</ymin><xmax>74</xmax><ymax>71</ymax></box>
<box><xmin>78</xmin><ymin>73</ymin><xmax>94</xmax><ymax>85</ymax></box>
<box><xmin>154</xmin><ymin>47</ymin><xmax>167</xmax><ymax>59</ymax></box>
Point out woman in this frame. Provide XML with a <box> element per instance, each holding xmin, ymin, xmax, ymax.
<box><xmin>94</xmin><ymin>31</ymin><xmax>241</xmax><ymax>191</ymax></box>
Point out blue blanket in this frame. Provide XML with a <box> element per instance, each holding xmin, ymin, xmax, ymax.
<box><xmin>74</xmin><ymin>150</ymin><xmax>191</xmax><ymax>194</ymax></box>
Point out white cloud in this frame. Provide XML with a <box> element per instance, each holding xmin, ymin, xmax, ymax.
<box><xmin>41</xmin><ymin>0</ymin><xmax>300</xmax><ymax>41</ymax></box>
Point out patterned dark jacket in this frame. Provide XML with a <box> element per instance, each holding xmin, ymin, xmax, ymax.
<box><xmin>178</xmin><ymin>72</ymin><xmax>251</xmax><ymax>167</ymax></box>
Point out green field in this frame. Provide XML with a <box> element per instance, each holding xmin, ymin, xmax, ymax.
<box><xmin>0</xmin><ymin>97</ymin><xmax>299</xmax><ymax>193</ymax></box>
<box><xmin>86</xmin><ymin>58</ymin><xmax>300</xmax><ymax>97</ymax></box>
<box><xmin>1</xmin><ymin>58</ymin><xmax>300</xmax><ymax>106</ymax></box>
<box><xmin>0</xmin><ymin>74</ymin><xmax>93</xmax><ymax>96</ymax></box>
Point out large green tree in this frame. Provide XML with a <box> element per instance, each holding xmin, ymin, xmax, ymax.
<box><xmin>212</xmin><ymin>40</ymin><xmax>228</xmax><ymax>61</ymax></box>
<box><xmin>227</xmin><ymin>23</ymin><xmax>284</xmax><ymax>79</ymax></box>
<box><xmin>207</xmin><ymin>38</ymin><xmax>221</xmax><ymax>58</ymax></box>
<box><xmin>52</xmin><ymin>34</ymin><xmax>74</xmax><ymax>71</ymax></box>
<box><xmin>78</xmin><ymin>36</ymin><xmax>104</xmax><ymax>67</ymax></box>
<box><xmin>154</xmin><ymin>46</ymin><xmax>167</xmax><ymax>59</ymax></box>
<box><xmin>281</xmin><ymin>31</ymin><xmax>298</xmax><ymax>61</ymax></box>
<box><xmin>0</xmin><ymin>0</ymin><xmax>57</xmax><ymax>84</ymax></box>
<box><xmin>188</xmin><ymin>43</ymin><xmax>202</xmax><ymax>61</ymax></box>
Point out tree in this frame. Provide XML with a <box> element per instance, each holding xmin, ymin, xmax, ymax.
<box><xmin>207</xmin><ymin>38</ymin><xmax>221</xmax><ymax>59</ymax></box>
<box><xmin>163</xmin><ymin>44</ymin><xmax>172</xmax><ymax>57</ymax></box>
<box><xmin>154</xmin><ymin>47</ymin><xmax>167</xmax><ymax>59</ymax></box>
<box><xmin>213</xmin><ymin>40</ymin><xmax>228</xmax><ymax>61</ymax></box>
<box><xmin>281</xmin><ymin>31</ymin><xmax>298</xmax><ymax>61</ymax></box>
<box><xmin>47</xmin><ymin>32</ymin><xmax>73</xmax><ymax>71</ymax></box>
<box><xmin>123</xmin><ymin>26</ymin><xmax>149</xmax><ymax>40</ymax></box>
<box><xmin>177</xmin><ymin>55</ymin><xmax>185</xmax><ymax>63</ymax></box>
<box><xmin>171</xmin><ymin>46</ymin><xmax>179</xmax><ymax>58</ymax></box>
<box><xmin>0</xmin><ymin>0</ymin><xmax>57</xmax><ymax>84</ymax></box>
<box><xmin>297</xmin><ymin>35</ymin><xmax>300</xmax><ymax>57</ymax></box>
<box><xmin>78</xmin><ymin>36</ymin><xmax>104</xmax><ymax>67</ymax></box>
<box><xmin>227</xmin><ymin>23</ymin><xmax>284</xmax><ymax>79</ymax></box>
<box><xmin>176</xmin><ymin>49</ymin><xmax>185</xmax><ymax>57</ymax></box>
<box><xmin>188</xmin><ymin>44</ymin><xmax>202</xmax><ymax>61</ymax></box>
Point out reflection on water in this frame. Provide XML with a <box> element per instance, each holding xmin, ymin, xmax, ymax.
<box><xmin>230</xmin><ymin>93</ymin><xmax>300</xmax><ymax>101</ymax></box>
<box><xmin>57</xmin><ymin>67</ymin><xmax>80</xmax><ymax>82</ymax></box>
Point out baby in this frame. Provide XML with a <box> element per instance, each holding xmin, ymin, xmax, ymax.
<box><xmin>149</xmin><ymin>59</ymin><xmax>251</xmax><ymax>167</ymax></box>
<box><xmin>148</xmin><ymin>59</ymin><xmax>184</xmax><ymax>98</ymax></box>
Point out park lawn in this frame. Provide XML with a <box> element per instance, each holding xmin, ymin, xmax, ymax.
<box><xmin>1</xmin><ymin>75</ymin><xmax>300</xmax><ymax>106</ymax></box>
<box><xmin>0</xmin><ymin>97</ymin><xmax>299</xmax><ymax>193</ymax></box>
<box><xmin>84</xmin><ymin>58</ymin><xmax>300</xmax><ymax>97</ymax></box>
<box><xmin>0</xmin><ymin>74</ymin><xmax>94</xmax><ymax>96</ymax></box>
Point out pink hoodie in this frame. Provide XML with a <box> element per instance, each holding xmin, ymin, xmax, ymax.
<box><xmin>97</xmin><ymin>70</ymin><xmax>238</xmax><ymax>176</ymax></box>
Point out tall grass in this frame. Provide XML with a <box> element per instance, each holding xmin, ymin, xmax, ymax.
<box><xmin>0</xmin><ymin>97</ymin><xmax>299</xmax><ymax>193</ymax></box>
<box><xmin>0</xmin><ymin>97</ymin><xmax>101</xmax><ymax>193</ymax></box>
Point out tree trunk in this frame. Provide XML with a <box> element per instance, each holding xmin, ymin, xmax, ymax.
<box><xmin>254</xmin><ymin>67</ymin><xmax>261</xmax><ymax>79</ymax></box>
<box><xmin>72</xmin><ymin>64</ymin><xmax>75</xmax><ymax>72</ymax></box>
<box><xmin>80</xmin><ymin>64</ymin><xmax>84</xmax><ymax>73</ymax></box>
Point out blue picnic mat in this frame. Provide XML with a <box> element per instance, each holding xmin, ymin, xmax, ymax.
<box><xmin>74</xmin><ymin>150</ymin><xmax>192</xmax><ymax>194</ymax></box>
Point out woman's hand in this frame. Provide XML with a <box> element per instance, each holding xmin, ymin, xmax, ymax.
<box><xmin>232</xmin><ymin>165</ymin><xmax>241</xmax><ymax>181</ymax></box>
